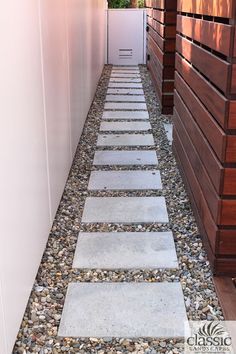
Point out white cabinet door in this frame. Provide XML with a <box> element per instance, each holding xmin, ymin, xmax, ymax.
<box><xmin>108</xmin><ymin>9</ymin><xmax>146</xmax><ymax>65</ymax></box>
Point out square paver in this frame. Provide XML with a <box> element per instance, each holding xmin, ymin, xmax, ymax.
<box><xmin>110</xmin><ymin>78</ymin><xmax>142</xmax><ymax>83</ymax></box>
<box><xmin>106</xmin><ymin>95</ymin><xmax>145</xmax><ymax>102</ymax></box>
<box><xmin>107</xmin><ymin>88</ymin><xmax>144</xmax><ymax>95</ymax></box>
<box><xmin>100</xmin><ymin>121</ymin><xmax>151</xmax><ymax>132</ymax></box>
<box><xmin>82</xmin><ymin>197</ymin><xmax>169</xmax><ymax>223</ymax></box>
<box><xmin>104</xmin><ymin>102</ymin><xmax>147</xmax><ymax>110</ymax></box>
<box><xmin>164</xmin><ymin>123</ymin><xmax>173</xmax><ymax>145</ymax></box>
<box><xmin>97</xmin><ymin>134</ymin><xmax>155</xmax><ymax>147</ymax></box>
<box><xmin>108</xmin><ymin>83</ymin><xmax>143</xmax><ymax>88</ymax></box>
<box><xmin>58</xmin><ymin>282</ymin><xmax>187</xmax><ymax>338</ymax></box>
<box><xmin>102</xmin><ymin>111</ymin><xmax>149</xmax><ymax>120</ymax></box>
<box><xmin>73</xmin><ymin>232</ymin><xmax>178</xmax><ymax>269</ymax></box>
<box><xmin>93</xmin><ymin>150</ymin><xmax>158</xmax><ymax>166</ymax></box>
<box><xmin>88</xmin><ymin>170</ymin><xmax>162</xmax><ymax>190</ymax></box>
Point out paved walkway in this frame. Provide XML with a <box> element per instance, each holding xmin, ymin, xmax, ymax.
<box><xmin>58</xmin><ymin>66</ymin><xmax>187</xmax><ymax>339</ymax></box>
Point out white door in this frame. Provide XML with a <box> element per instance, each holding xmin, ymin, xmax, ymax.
<box><xmin>108</xmin><ymin>9</ymin><xmax>146</xmax><ymax>65</ymax></box>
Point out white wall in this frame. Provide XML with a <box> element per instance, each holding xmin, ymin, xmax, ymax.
<box><xmin>0</xmin><ymin>1</ymin><xmax>106</xmax><ymax>353</ymax></box>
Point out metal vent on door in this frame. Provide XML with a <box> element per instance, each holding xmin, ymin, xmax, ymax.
<box><xmin>119</xmin><ymin>48</ymin><xmax>133</xmax><ymax>60</ymax></box>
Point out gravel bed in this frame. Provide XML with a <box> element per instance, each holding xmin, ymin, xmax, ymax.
<box><xmin>13</xmin><ymin>65</ymin><xmax>223</xmax><ymax>354</ymax></box>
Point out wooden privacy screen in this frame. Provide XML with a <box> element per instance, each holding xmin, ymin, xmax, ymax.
<box><xmin>145</xmin><ymin>0</ymin><xmax>177</xmax><ymax>114</ymax></box>
<box><xmin>173</xmin><ymin>0</ymin><xmax>236</xmax><ymax>276</ymax></box>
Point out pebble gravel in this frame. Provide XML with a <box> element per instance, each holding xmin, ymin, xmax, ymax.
<box><xmin>13</xmin><ymin>65</ymin><xmax>223</xmax><ymax>354</ymax></box>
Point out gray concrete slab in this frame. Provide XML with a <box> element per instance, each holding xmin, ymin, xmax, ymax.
<box><xmin>100</xmin><ymin>121</ymin><xmax>151</xmax><ymax>132</ymax></box>
<box><xmin>97</xmin><ymin>134</ymin><xmax>155</xmax><ymax>147</ymax></box>
<box><xmin>106</xmin><ymin>95</ymin><xmax>145</xmax><ymax>102</ymax></box>
<box><xmin>73</xmin><ymin>232</ymin><xmax>178</xmax><ymax>269</ymax></box>
<box><xmin>113</xmin><ymin>66</ymin><xmax>139</xmax><ymax>70</ymax></box>
<box><xmin>110</xmin><ymin>73</ymin><xmax>141</xmax><ymax>78</ymax></box>
<box><xmin>108</xmin><ymin>82</ymin><xmax>143</xmax><ymax>88</ymax></box>
<box><xmin>104</xmin><ymin>102</ymin><xmax>147</xmax><ymax>110</ymax></box>
<box><xmin>93</xmin><ymin>150</ymin><xmax>158</xmax><ymax>166</ymax></box>
<box><xmin>107</xmin><ymin>88</ymin><xmax>144</xmax><ymax>95</ymax></box>
<box><xmin>112</xmin><ymin>70</ymin><xmax>140</xmax><ymax>75</ymax></box>
<box><xmin>102</xmin><ymin>111</ymin><xmax>149</xmax><ymax>120</ymax></box>
<box><xmin>88</xmin><ymin>170</ymin><xmax>162</xmax><ymax>190</ymax></box>
<box><xmin>58</xmin><ymin>282</ymin><xmax>187</xmax><ymax>338</ymax></box>
<box><xmin>110</xmin><ymin>78</ymin><xmax>142</xmax><ymax>83</ymax></box>
<box><xmin>164</xmin><ymin>123</ymin><xmax>173</xmax><ymax>145</ymax></box>
<box><xmin>82</xmin><ymin>197</ymin><xmax>169</xmax><ymax>223</ymax></box>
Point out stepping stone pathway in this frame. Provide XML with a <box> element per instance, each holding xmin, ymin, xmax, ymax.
<box><xmin>108</xmin><ymin>82</ymin><xmax>143</xmax><ymax>88</ymax></box>
<box><xmin>93</xmin><ymin>150</ymin><xmax>158</xmax><ymax>165</ymax></box>
<box><xmin>107</xmin><ymin>88</ymin><xmax>144</xmax><ymax>95</ymax></box>
<box><xmin>73</xmin><ymin>232</ymin><xmax>178</xmax><ymax>269</ymax></box>
<box><xmin>58</xmin><ymin>283</ymin><xmax>187</xmax><ymax>338</ymax></box>
<box><xmin>58</xmin><ymin>66</ymin><xmax>187</xmax><ymax>339</ymax></box>
<box><xmin>100</xmin><ymin>121</ymin><xmax>151</xmax><ymax>131</ymax></box>
<box><xmin>97</xmin><ymin>134</ymin><xmax>155</xmax><ymax>147</ymax></box>
<box><xmin>106</xmin><ymin>94</ymin><xmax>145</xmax><ymax>102</ymax></box>
<box><xmin>102</xmin><ymin>110</ymin><xmax>149</xmax><ymax>120</ymax></box>
<box><xmin>88</xmin><ymin>170</ymin><xmax>162</xmax><ymax>190</ymax></box>
<box><xmin>104</xmin><ymin>102</ymin><xmax>147</xmax><ymax>110</ymax></box>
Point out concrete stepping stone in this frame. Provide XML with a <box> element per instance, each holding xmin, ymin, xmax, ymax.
<box><xmin>100</xmin><ymin>121</ymin><xmax>151</xmax><ymax>132</ymax></box>
<box><xmin>73</xmin><ymin>232</ymin><xmax>178</xmax><ymax>269</ymax></box>
<box><xmin>82</xmin><ymin>197</ymin><xmax>169</xmax><ymax>223</ymax></box>
<box><xmin>104</xmin><ymin>102</ymin><xmax>147</xmax><ymax>110</ymax></box>
<box><xmin>93</xmin><ymin>150</ymin><xmax>158</xmax><ymax>166</ymax></box>
<box><xmin>108</xmin><ymin>82</ymin><xmax>143</xmax><ymax>88</ymax></box>
<box><xmin>107</xmin><ymin>88</ymin><xmax>144</xmax><ymax>95</ymax></box>
<box><xmin>110</xmin><ymin>73</ymin><xmax>141</xmax><ymax>78</ymax></box>
<box><xmin>110</xmin><ymin>78</ymin><xmax>142</xmax><ymax>83</ymax></box>
<box><xmin>113</xmin><ymin>66</ymin><xmax>139</xmax><ymax>70</ymax></box>
<box><xmin>88</xmin><ymin>170</ymin><xmax>162</xmax><ymax>190</ymax></box>
<box><xmin>58</xmin><ymin>282</ymin><xmax>187</xmax><ymax>338</ymax></box>
<box><xmin>97</xmin><ymin>134</ymin><xmax>155</xmax><ymax>147</ymax></box>
<box><xmin>102</xmin><ymin>111</ymin><xmax>149</xmax><ymax>120</ymax></box>
<box><xmin>112</xmin><ymin>70</ymin><xmax>140</xmax><ymax>75</ymax></box>
<box><xmin>164</xmin><ymin>123</ymin><xmax>173</xmax><ymax>145</ymax></box>
<box><xmin>106</xmin><ymin>95</ymin><xmax>145</xmax><ymax>102</ymax></box>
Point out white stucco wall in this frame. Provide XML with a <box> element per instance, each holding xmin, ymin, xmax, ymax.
<box><xmin>0</xmin><ymin>1</ymin><xmax>106</xmax><ymax>353</ymax></box>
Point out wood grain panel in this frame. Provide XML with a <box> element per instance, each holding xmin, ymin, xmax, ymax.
<box><xmin>226</xmin><ymin>136</ymin><xmax>236</xmax><ymax>163</ymax></box>
<box><xmin>177</xmin><ymin>15</ymin><xmax>233</xmax><ymax>56</ymax></box>
<box><xmin>176</xmin><ymin>53</ymin><xmax>228</xmax><ymax>129</ymax></box>
<box><xmin>173</xmin><ymin>126</ymin><xmax>218</xmax><ymax>253</ymax></box>
<box><xmin>221</xmin><ymin>200</ymin><xmax>236</xmax><ymax>226</ymax></box>
<box><xmin>223</xmin><ymin>169</ymin><xmax>236</xmax><ymax>195</ymax></box>
<box><xmin>175</xmin><ymin>71</ymin><xmax>226</xmax><ymax>161</ymax></box>
<box><xmin>153</xmin><ymin>9</ymin><xmax>176</xmax><ymax>24</ymax></box>
<box><xmin>176</xmin><ymin>34</ymin><xmax>230</xmax><ymax>94</ymax></box>
<box><xmin>218</xmin><ymin>230</ymin><xmax>236</xmax><ymax>255</ymax></box>
<box><xmin>177</xmin><ymin>0</ymin><xmax>235</xmax><ymax>19</ymax></box>
<box><xmin>231</xmin><ymin>65</ymin><xmax>236</xmax><ymax>94</ymax></box>
<box><xmin>174</xmin><ymin>107</ymin><xmax>221</xmax><ymax>222</ymax></box>
<box><xmin>153</xmin><ymin>19</ymin><xmax>176</xmax><ymax>38</ymax></box>
<box><xmin>149</xmin><ymin>35</ymin><xmax>175</xmax><ymax>66</ymax></box>
<box><xmin>148</xmin><ymin>28</ymin><xmax>176</xmax><ymax>52</ymax></box>
<box><xmin>228</xmin><ymin>102</ymin><xmax>236</xmax><ymax>129</ymax></box>
<box><xmin>146</xmin><ymin>0</ymin><xmax>177</xmax><ymax>10</ymax></box>
<box><xmin>174</xmin><ymin>89</ymin><xmax>223</xmax><ymax>194</ymax></box>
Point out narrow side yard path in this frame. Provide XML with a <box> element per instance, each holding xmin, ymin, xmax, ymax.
<box><xmin>14</xmin><ymin>66</ymin><xmax>223</xmax><ymax>354</ymax></box>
